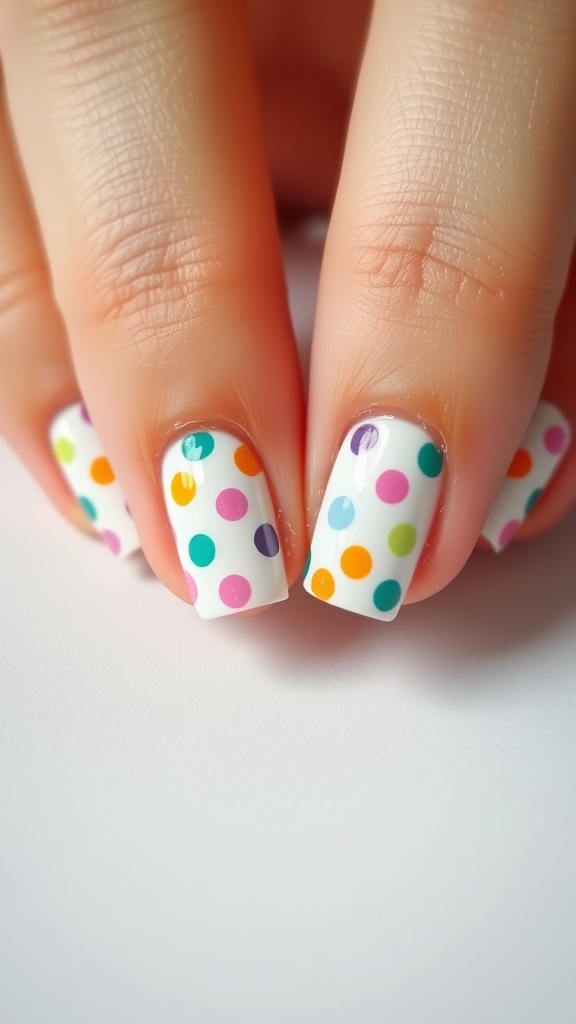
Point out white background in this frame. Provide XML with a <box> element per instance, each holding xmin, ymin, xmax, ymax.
<box><xmin>1</xmin><ymin>229</ymin><xmax>575</xmax><ymax>1023</ymax></box>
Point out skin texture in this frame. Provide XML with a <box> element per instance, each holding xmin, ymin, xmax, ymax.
<box><xmin>0</xmin><ymin>0</ymin><xmax>574</xmax><ymax>612</ymax></box>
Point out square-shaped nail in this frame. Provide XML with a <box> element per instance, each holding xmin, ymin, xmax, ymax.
<box><xmin>303</xmin><ymin>416</ymin><xmax>444</xmax><ymax>620</ymax></box>
<box><xmin>481</xmin><ymin>400</ymin><xmax>571</xmax><ymax>551</ymax></box>
<box><xmin>162</xmin><ymin>430</ymin><xmax>288</xmax><ymax>619</ymax></box>
<box><xmin>50</xmin><ymin>402</ymin><xmax>140</xmax><ymax>557</ymax></box>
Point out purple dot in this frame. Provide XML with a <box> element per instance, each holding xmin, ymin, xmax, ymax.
<box><xmin>215</xmin><ymin>488</ymin><xmax>248</xmax><ymax>521</ymax></box>
<box><xmin>544</xmin><ymin>424</ymin><xmax>568</xmax><ymax>456</ymax></box>
<box><xmin>376</xmin><ymin>469</ymin><xmax>409</xmax><ymax>504</ymax></box>
<box><xmin>184</xmin><ymin>571</ymin><xmax>198</xmax><ymax>604</ymax></box>
<box><xmin>350</xmin><ymin>423</ymin><xmax>379</xmax><ymax>455</ymax></box>
<box><xmin>125</xmin><ymin>503</ymin><xmax>132</xmax><ymax>517</ymax></box>
<box><xmin>254</xmin><ymin>523</ymin><xmax>280</xmax><ymax>557</ymax></box>
<box><xmin>101</xmin><ymin>529</ymin><xmax>121</xmax><ymax>555</ymax></box>
<box><xmin>80</xmin><ymin>403</ymin><xmax>92</xmax><ymax>424</ymax></box>
<box><xmin>498</xmin><ymin>520</ymin><xmax>520</xmax><ymax>550</ymax></box>
<box><xmin>219</xmin><ymin>574</ymin><xmax>252</xmax><ymax>609</ymax></box>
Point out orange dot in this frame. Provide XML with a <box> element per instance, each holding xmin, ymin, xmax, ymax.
<box><xmin>310</xmin><ymin>568</ymin><xmax>335</xmax><ymax>601</ymax></box>
<box><xmin>507</xmin><ymin>448</ymin><xmax>533</xmax><ymax>479</ymax></box>
<box><xmin>234</xmin><ymin>444</ymin><xmax>262</xmax><ymax>476</ymax></box>
<box><xmin>340</xmin><ymin>545</ymin><xmax>373</xmax><ymax>579</ymax></box>
<box><xmin>171</xmin><ymin>472</ymin><xmax>196</xmax><ymax>506</ymax></box>
<box><xmin>90</xmin><ymin>456</ymin><xmax>115</xmax><ymax>485</ymax></box>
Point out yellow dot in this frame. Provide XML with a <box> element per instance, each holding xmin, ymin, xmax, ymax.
<box><xmin>234</xmin><ymin>444</ymin><xmax>262</xmax><ymax>476</ymax></box>
<box><xmin>171</xmin><ymin>472</ymin><xmax>196</xmax><ymax>506</ymax></box>
<box><xmin>340</xmin><ymin>545</ymin><xmax>372</xmax><ymax>579</ymax></box>
<box><xmin>53</xmin><ymin>437</ymin><xmax>75</xmax><ymax>464</ymax></box>
<box><xmin>310</xmin><ymin>568</ymin><xmax>335</xmax><ymax>601</ymax></box>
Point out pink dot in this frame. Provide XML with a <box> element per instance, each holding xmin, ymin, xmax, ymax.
<box><xmin>215</xmin><ymin>488</ymin><xmax>248</xmax><ymax>521</ymax></box>
<box><xmin>375</xmin><ymin>469</ymin><xmax>410</xmax><ymax>504</ymax></box>
<box><xmin>498</xmin><ymin>519</ymin><xmax>520</xmax><ymax>550</ymax></box>
<box><xmin>218</xmin><ymin>574</ymin><xmax>252</xmax><ymax>609</ymax></box>
<box><xmin>101</xmin><ymin>529</ymin><xmax>121</xmax><ymax>555</ymax></box>
<box><xmin>184</xmin><ymin>572</ymin><xmax>198</xmax><ymax>604</ymax></box>
<box><xmin>544</xmin><ymin>424</ymin><xmax>568</xmax><ymax>456</ymax></box>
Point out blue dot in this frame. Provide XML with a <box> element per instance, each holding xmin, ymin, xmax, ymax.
<box><xmin>182</xmin><ymin>432</ymin><xmax>214</xmax><ymax>461</ymax></box>
<box><xmin>78</xmin><ymin>496</ymin><xmax>97</xmax><ymax>521</ymax></box>
<box><xmin>327</xmin><ymin>496</ymin><xmax>356</xmax><ymax>530</ymax></box>
<box><xmin>373</xmin><ymin>579</ymin><xmax>402</xmax><ymax>613</ymax></box>
<box><xmin>188</xmin><ymin>533</ymin><xmax>216</xmax><ymax>567</ymax></box>
<box><xmin>525</xmin><ymin>488</ymin><xmax>542</xmax><ymax>516</ymax></box>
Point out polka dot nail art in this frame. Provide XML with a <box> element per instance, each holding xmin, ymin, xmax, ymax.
<box><xmin>162</xmin><ymin>430</ymin><xmax>288</xmax><ymax>619</ymax></box>
<box><xmin>303</xmin><ymin>417</ymin><xmax>445</xmax><ymax>621</ymax></box>
<box><xmin>481</xmin><ymin>401</ymin><xmax>571</xmax><ymax>552</ymax></box>
<box><xmin>50</xmin><ymin>402</ymin><xmax>140</xmax><ymax>558</ymax></box>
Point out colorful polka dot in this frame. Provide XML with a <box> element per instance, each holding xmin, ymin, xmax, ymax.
<box><xmin>219</xmin><ymin>574</ymin><xmax>252</xmax><ymax>609</ymax></box>
<box><xmin>78</xmin><ymin>496</ymin><xmax>97</xmax><ymax>521</ymax></box>
<box><xmin>90</xmin><ymin>456</ymin><xmax>115</xmax><ymax>485</ymax></box>
<box><xmin>171</xmin><ymin>471</ymin><xmax>196</xmax><ymax>506</ymax></box>
<box><xmin>303</xmin><ymin>550</ymin><xmax>311</xmax><ymax>579</ymax></box>
<box><xmin>310</xmin><ymin>568</ymin><xmax>335</xmax><ymax>601</ymax></box>
<box><xmin>506</xmin><ymin>448</ymin><xmax>532</xmax><ymax>479</ymax></box>
<box><xmin>340</xmin><ymin>545</ymin><xmax>373</xmax><ymax>579</ymax></box>
<box><xmin>498</xmin><ymin>519</ymin><xmax>520</xmax><ymax>549</ymax></box>
<box><xmin>254</xmin><ymin>523</ymin><xmax>280</xmax><ymax>557</ymax></box>
<box><xmin>188</xmin><ymin>533</ymin><xmax>216</xmax><ymax>567</ymax></box>
<box><xmin>101</xmin><ymin>529</ymin><xmax>121</xmax><ymax>555</ymax></box>
<box><xmin>234</xmin><ymin>445</ymin><xmax>262</xmax><ymax>476</ymax></box>
<box><xmin>417</xmin><ymin>442</ymin><xmax>444</xmax><ymax>478</ymax></box>
<box><xmin>79</xmin><ymin>403</ymin><xmax>92</xmax><ymax>424</ymax></box>
<box><xmin>525</xmin><ymin>488</ymin><xmax>542</xmax><ymax>516</ymax></box>
<box><xmin>388</xmin><ymin>523</ymin><xmax>417</xmax><ymax>557</ymax></box>
<box><xmin>350</xmin><ymin>423</ymin><xmax>379</xmax><ymax>455</ymax></box>
<box><xmin>53</xmin><ymin>437</ymin><xmax>75</xmax><ymax>464</ymax></box>
<box><xmin>184</xmin><ymin>572</ymin><xmax>198</xmax><ymax>604</ymax></box>
<box><xmin>544</xmin><ymin>424</ymin><xmax>568</xmax><ymax>456</ymax></box>
<box><xmin>182</xmin><ymin>431</ymin><xmax>214</xmax><ymax>461</ymax></box>
<box><xmin>373</xmin><ymin>579</ymin><xmax>402</xmax><ymax>613</ymax></box>
<box><xmin>216</xmin><ymin>487</ymin><xmax>248</xmax><ymax>521</ymax></box>
<box><xmin>376</xmin><ymin>469</ymin><xmax>409</xmax><ymax>504</ymax></box>
<box><xmin>327</xmin><ymin>496</ymin><xmax>355</xmax><ymax>530</ymax></box>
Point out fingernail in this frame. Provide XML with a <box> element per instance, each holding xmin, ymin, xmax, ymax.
<box><xmin>481</xmin><ymin>400</ymin><xmax>571</xmax><ymax>552</ymax></box>
<box><xmin>50</xmin><ymin>401</ymin><xmax>140</xmax><ymax>557</ymax></box>
<box><xmin>162</xmin><ymin>429</ymin><xmax>288</xmax><ymax>619</ymax></box>
<box><xmin>303</xmin><ymin>416</ymin><xmax>444</xmax><ymax>620</ymax></box>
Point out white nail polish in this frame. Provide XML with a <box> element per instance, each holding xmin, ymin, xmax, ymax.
<box><xmin>304</xmin><ymin>416</ymin><xmax>444</xmax><ymax>620</ymax></box>
<box><xmin>481</xmin><ymin>400</ymin><xmax>571</xmax><ymax>552</ymax></box>
<box><xmin>50</xmin><ymin>402</ymin><xmax>140</xmax><ymax>557</ymax></box>
<box><xmin>162</xmin><ymin>429</ymin><xmax>288</xmax><ymax>619</ymax></box>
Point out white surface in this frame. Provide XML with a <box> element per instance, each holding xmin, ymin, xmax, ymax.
<box><xmin>1</xmin><ymin>232</ymin><xmax>576</xmax><ymax>1023</ymax></box>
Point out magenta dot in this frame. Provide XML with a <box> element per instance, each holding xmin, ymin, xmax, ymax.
<box><xmin>218</xmin><ymin>574</ymin><xmax>252</xmax><ymax>609</ymax></box>
<box><xmin>215</xmin><ymin>487</ymin><xmax>248</xmax><ymax>521</ymax></box>
<box><xmin>375</xmin><ymin>469</ymin><xmax>409</xmax><ymax>504</ymax></box>
<box><xmin>184</xmin><ymin>571</ymin><xmax>198</xmax><ymax>604</ymax></box>
<box><xmin>498</xmin><ymin>520</ymin><xmax>520</xmax><ymax>550</ymax></box>
<box><xmin>544</xmin><ymin>424</ymin><xmax>568</xmax><ymax>456</ymax></box>
<box><xmin>80</xmin><ymin>403</ymin><xmax>92</xmax><ymax>424</ymax></box>
<box><xmin>101</xmin><ymin>529</ymin><xmax>121</xmax><ymax>555</ymax></box>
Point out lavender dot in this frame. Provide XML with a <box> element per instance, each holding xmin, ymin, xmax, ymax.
<box><xmin>350</xmin><ymin>423</ymin><xmax>379</xmax><ymax>455</ymax></box>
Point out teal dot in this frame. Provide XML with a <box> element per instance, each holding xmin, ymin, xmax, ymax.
<box><xmin>78</xmin><ymin>496</ymin><xmax>97</xmax><ymax>521</ymax></box>
<box><xmin>525</xmin><ymin>488</ymin><xmax>542</xmax><ymax>516</ymax></box>
<box><xmin>182</xmin><ymin>432</ymin><xmax>215</xmax><ymax>461</ymax></box>
<box><xmin>373</xmin><ymin>579</ymin><xmax>402</xmax><ymax>613</ymax></box>
<box><xmin>418</xmin><ymin>442</ymin><xmax>444</xmax><ymax>478</ymax></box>
<box><xmin>328</xmin><ymin>496</ymin><xmax>356</xmax><ymax>530</ymax></box>
<box><xmin>188</xmin><ymin>533</ymin><xmax>216</xmax><ymax>567</ymax></box>
<box><xmin>303</xmin><ymin>550</ymin><xmax>311</xmax><ymax>580</ymax></box>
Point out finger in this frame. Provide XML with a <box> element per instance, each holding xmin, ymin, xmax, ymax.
<box><xmin>0</xmin><ymin>0</ymin><xmax>305</xmax><ymax>617</ymax></box>
<box><xmin>305</xmin><ymin>0</ymin><xmax>576</xmax><ymax>619</ymax></box>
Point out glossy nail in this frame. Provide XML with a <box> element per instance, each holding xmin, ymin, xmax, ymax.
<box><xmin>50</xmin><ymin>402</ymin><xmax>140</xmax><ymax>557</ymax></box>
<box><xmin>481</xmin><ymin>400</ymin><xmax>571</xmax><ymax>551</ymax></box>
<box><xmin>162</xmin><ymin>429</ymin><xmax>288</xmax><ymax>619</ymax></box>
<box><xmin>304</xmin><ymin>416</ymin><xmax>444</xmax><ymax>620</ymax></box>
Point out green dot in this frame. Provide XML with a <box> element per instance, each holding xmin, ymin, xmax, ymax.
<box><xmin>418</xmin><ymin>442</ymin><xmax>444</xmax><ymax>478</ymax></box>
<box><xmin>78</xmin><ymin>496</ymin><xmax>97</xmax><ymax>521</ymax></box>
<box><xmin>53</xmin><ymin>437</ymin><xmax>75</xmax><ymax>464</ymax></box>
<box><xmin>303</xmin><ymin>550</ymin><xmax>311</xmax><ymax>580</ymax></box>
<box><xmin>388</xmin><ymin>523</ymin><xmax>417</xmax><ymax>556</ymax></box>
<box><xmin>525</xmin><ymin>488</ymin><xmax>542</xmax><ymax>516</ymax></box>
<box><xmin>188</xmin><ymin>533</ymin><xmax>216</xmax><ymax>567</ymax></box>
<box><xmin>373</xmin><ymin>579</ymin><xmax>402</xmax><ymax>613</ymax></box>
<box><xmin>182</xmin><ymin>432</ymin><xmax>215</xmax><ymax>461</ymax></box>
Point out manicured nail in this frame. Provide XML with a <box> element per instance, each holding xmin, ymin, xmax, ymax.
<box><xmin>304</xmin><ymin>416</ymin><xmax>444</xmax><ymax>620</ymax></box>
<box><xmin>50</xmin><ymin>402</ymin><xmax>140</xmax><ymax>557</ymax></box>
<box><xmin>481</xmin><ymin>400</ymin><xmax>571</xmax><ymax>551</ymax></box>
<box><xmin>162</xmin><ymin>429</ymin><xmax>288</xmax><ymax>619</ymax></box>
